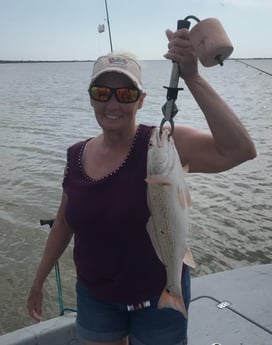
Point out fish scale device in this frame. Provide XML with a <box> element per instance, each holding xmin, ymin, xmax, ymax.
<box><xmin>161</xmin><ymin>15</ymin><xmax>233</xmax><ymax>136</ymax></box>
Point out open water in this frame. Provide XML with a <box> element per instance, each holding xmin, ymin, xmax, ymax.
<box><xmin>0</xmin><ymin>59</ymin><xmax>272</xmax><ymax>334</ymax></box>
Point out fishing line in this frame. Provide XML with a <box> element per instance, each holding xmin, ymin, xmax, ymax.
<box><xmin>237</xmin><ymin>59</ymin><xmax>272</xmax><ymax>77</ymax></box>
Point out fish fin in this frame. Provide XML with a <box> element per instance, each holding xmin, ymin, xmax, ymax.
<box><xmin>158</xmin><ymin>288</ymin><xmax>187</xmax><ymax>319</ymax></box>
<box><xmin>178</xmin><ymin>186</ymin><xmax>192</xmax><ymax>209</ymax></box>
<box><xmin>183</xmin><ymin>247</ymin><xmax>196</xmax><ymax>268</ymax></box>
<box><xmin>145</xmin><ymin>175</ymin><xmax>172</xmax><ymax>185</ymax></box>
<box><xmin>146</xmin><ymin>218</ymin><xmax>164</xmax><ymax>264</ymax></box>
<box><xmin>182</xmin><ymin>164</ymin><xmax>189</xmax><ymax>174</ymax></box>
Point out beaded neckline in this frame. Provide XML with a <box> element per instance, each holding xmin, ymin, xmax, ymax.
<box><xmin>78</xmin><ymin>125</ymin><xmax>141</xmax><ymax>183</ymax></box>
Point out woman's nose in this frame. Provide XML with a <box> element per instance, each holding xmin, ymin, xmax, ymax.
<box><xmin>106</xmin><ymin>93</ymin><xmax>120</xmax><ymax>107</ymax></box>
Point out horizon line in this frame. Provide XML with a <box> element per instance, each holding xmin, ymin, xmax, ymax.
<box><xmin>1</xmin><ymin>57</ymin><xmax>272</xmax><ymax>64</ymax></box>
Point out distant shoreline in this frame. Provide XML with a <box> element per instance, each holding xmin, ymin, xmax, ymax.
<box><xmin>0</xmin><ymin>58</ymin><xmax>271</xmax><ymax>64</ymax></box>
<box><xmin>0</xmin><ymin>60</ymin><xmax>94</xmax><ymax>64</ymax></box>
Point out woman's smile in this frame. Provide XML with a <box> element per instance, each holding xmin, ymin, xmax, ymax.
<box><xmin>104</xmin><ymin>113</ymin><xmax>123</xmax><ymax>120</ymax></box>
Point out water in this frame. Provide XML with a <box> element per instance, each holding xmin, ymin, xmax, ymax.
<box><xmin>0</xmin><ymin>59</ymin><xmax>272</xmax><ymax>334</ymax></box>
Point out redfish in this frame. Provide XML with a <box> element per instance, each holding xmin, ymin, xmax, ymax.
<box><xmin>146</xmin><ymin>128</ymin><xmax>195</xmax><ymax>318</ymax></box>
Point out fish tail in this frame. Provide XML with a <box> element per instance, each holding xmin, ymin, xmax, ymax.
<box><xmin>158</xmin><ymin>288</ymin><xmax>188</xmax><ymax>319</ymax></box>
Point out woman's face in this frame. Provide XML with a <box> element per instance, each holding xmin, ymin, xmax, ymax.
<box><xmin>90</xmin><ymin>72</ymin><xmax>146</xmax><ymax>133</ymax></box>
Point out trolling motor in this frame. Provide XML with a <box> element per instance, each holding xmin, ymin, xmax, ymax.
<box><xmin>161</xmin><ymin>16</ymin><xmax>233</xmax><ymax>135</ymax></box>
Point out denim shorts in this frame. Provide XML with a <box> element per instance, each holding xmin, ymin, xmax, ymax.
<box><xmin>76</xmin><ymin>268</ymin><xmax>190</xmax><ymax>345</ymax></box>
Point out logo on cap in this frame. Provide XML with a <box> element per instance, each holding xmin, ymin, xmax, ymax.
<box><xmin>108</xmin><ymin>57</ymin><xmax>128</xmax><ymax>66</ymax></box>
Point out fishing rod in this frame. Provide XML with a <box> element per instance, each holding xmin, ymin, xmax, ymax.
<box><xmin>40</xmin><ymin>219</ymin><xmax>77</xmax><ymax>316</ymax></box>
<box><xmin>104</xmin><ymin>0</ymin><xmax>113</xmax><ymax>52</ymax></box>
<box><xmin>237</xmin><ymin>59</ymin><xmax>272</xmax><ymax>77</ymax></box>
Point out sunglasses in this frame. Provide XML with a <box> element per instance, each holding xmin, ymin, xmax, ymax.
<box><xmin>89</xmin><ymin>86</ymin><xmax>142</xmax><ymax>103</ymax></box>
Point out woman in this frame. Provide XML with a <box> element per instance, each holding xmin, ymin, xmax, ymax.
<box><xmin>27</xmin><ymin>28</ymin><xmax>256</xmax><ymax>345</ymax></box>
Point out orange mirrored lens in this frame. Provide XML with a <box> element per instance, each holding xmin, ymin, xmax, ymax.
<box><xmin>116</xmin><ymin>88</ymin><xmax>138</xmax><ymax>102</ymax></box>
<box><xmin>90</xmin><ymin>86</ymin><xmax>111</xmax><ymax>101</ymax></box>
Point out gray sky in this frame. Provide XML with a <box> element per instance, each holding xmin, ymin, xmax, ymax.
<box><xmin>1</xmin><ymin>0</ymin><xmax>271</xmax><ymax>60</ymax></box>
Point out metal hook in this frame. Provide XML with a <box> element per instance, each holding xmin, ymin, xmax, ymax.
<box><xmin>160</xmin><ymin>117</ymin><xmax>175</xmax><ymax>137</ymax></box>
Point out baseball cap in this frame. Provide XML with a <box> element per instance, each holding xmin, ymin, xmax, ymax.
<box><xmin>90</xmin><ymin>53</ymin><xmax>143</xmax><ymax>90</ymax></box>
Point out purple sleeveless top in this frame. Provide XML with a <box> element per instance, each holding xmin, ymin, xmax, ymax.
<box><xmin>62</xmin><ymin>124</ymin><xmax>167</xmax><ymax>304</ymax></box>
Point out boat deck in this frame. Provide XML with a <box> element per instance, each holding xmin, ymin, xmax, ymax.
<box><xmin>1</xmin><ymin>264</ymin><xmax>271</xmax><ymax>345</ymax></box>
<box><xmin>189</xmin><ymin>263</ymin><xmax>272</xmax><ymax>344</ymax></box>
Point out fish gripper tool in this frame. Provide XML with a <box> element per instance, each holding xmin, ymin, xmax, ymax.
<box><xmin>160</xmin><ymin>17</ymin><xmax>191</xmax><ymax>136</ymax></box>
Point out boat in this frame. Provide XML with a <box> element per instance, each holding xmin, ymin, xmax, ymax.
<box><xmin>1</xmin><ymin>264</ymin><xmax>271</xmax><ymax>345</ymax></box>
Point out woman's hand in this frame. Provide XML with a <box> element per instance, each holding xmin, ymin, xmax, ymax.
<box><xmin>164</xmin><ymin>29</ymin><xmax>198</xmax><ymax>81</ymax></box>
<box><xmin>27</xmin><ymin>284</ymin><xmax>43</xmax><ymax>321</ymax></box>
<box><xmin>26</xmin><ymin>192</ymin><xmax>73</xmax><ymax>322</ymax></box>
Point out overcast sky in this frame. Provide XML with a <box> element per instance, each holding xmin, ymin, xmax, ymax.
<box><xmin>1</xmin><ymin>0</ymin><xmax>272</xmax><ymax>60</ymax></box>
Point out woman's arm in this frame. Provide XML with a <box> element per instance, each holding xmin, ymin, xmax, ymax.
<box><xmin>27</xmin><ymin>192</ymin><xmax>73</xmax><ymax>321</ymax></box>
<box><xmin>165</xmin><ymin>28</ymin><xmax>256</xmax><ymax>172</ymax></box>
